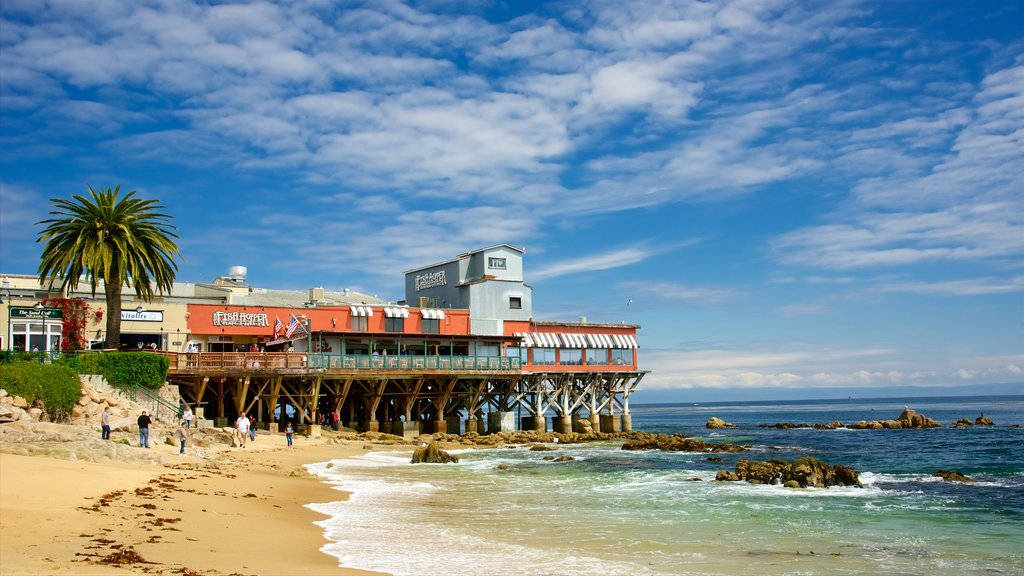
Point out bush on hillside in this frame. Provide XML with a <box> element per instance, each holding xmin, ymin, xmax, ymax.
<box><xmin>98</xmin><ymin>352</ymin><xmax>169</xmax><ymax>390</ymax></box>
<box><xmin>0</xmin><ymin>362</ymin><xmax>81</xmax><ymax>421</ymax></box>
<box><xmin>55</xmin><ymin>352</ymin><xmax>103</xmax><ymax>375</ymax></box>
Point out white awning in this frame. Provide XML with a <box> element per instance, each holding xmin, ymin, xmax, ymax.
<box><xmin>384</xmin><ymin>306</ymin><xmax>410</xmax><ymax>318</ymax></box>
<box><xmin>536</xmin><ymin>332</ymin><xmax>559</xmax><ymax>348</ymax></box>
<box><xmin>560</xmin><ymin>333</ymin><xmax>586</xmax><ymax>348</ymax></box>
<box><xmin>421</xmin><ymin>308</ymin><xmax>446</xmax><ymax>320</ymax></box>
<box><xmin>513</xmin><ymin>332</ymin><xmax>534</xmax><ymax>347</ymax></box>
<box><xmin>627</xmin><ymin>335</ymin><xmax>639</xmax><ymax>349</ymax></box>
<box><xmin>350</xmin><ymin>305</ymin><xmax>374</xmax><ymax>317</ymax></box>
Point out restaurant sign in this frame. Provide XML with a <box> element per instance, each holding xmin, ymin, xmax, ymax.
<box><xmin>121</xmin><ymin>310</ymin><xmax>163</xmax><ymax>322</ymax></box>
<box><xmin>212</xmin><ymin>311</ymin><xmax>269</xmax><ymax>327</ymax></box>
<box><xmin>415</xmin><ymin>270</ymin><xmax>447</xmax><ymax>291</ymax></box>
<box><xmin>10</xmin><ymin>306</ymin><xmax>63</xmax><ymax>319</ymax></box>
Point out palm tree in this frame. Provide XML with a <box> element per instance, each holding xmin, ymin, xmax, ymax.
<box><xmin>37</xmin><ymin>185</ymin><xmax>182</xmax><ymax>349</ymax></box>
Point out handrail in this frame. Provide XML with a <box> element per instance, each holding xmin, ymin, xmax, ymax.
<box><xmin>161</xmin><ymin>351</ymin><xmax>521</xmax><ymax>372</ymax></box>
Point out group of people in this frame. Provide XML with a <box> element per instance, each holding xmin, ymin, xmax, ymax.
<box><xmin>103</xmin><ymin>404</ymin><xmax>295</xmax><ymax>454</ymax></box>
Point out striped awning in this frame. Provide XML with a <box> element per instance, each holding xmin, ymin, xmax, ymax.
<box><xmin>515</xmin><ymin>332</ymin><xmax>638</xmax><ymax>349</ymax></box>
<box><xmin>421</xmin><ymin>308</ymin><xmax>446</xmax><ymax>319</ymax></box>
<box><xmin>383</xmin><ymin>306</ymin><xmax>409</xmax><ymax>318</ymax></box>
<box><xmin>350</xmin><ymin>305</ymin><xmax>374</xmax><ymax>317</ymax></box>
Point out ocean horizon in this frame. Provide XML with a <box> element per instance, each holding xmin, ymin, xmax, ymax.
<box><xmin>308</xmin><ymin>395</ymin><xmax>1024</xmax><ymax>575</ymax></box>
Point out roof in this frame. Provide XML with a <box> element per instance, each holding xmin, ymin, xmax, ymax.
<box><xmin>404</xmin><ymin>243</ymin><xmax>526</xmax><ymax>275</ymax></box>
<box><xmin>533</xmin><ymin>321</ymin><xmax>641</xmax><ymax>329</ymax></box>
<box><xmin>231</xmin><ymin>288</ymin><xmax>384</xmax><ymax>308</ymax></box>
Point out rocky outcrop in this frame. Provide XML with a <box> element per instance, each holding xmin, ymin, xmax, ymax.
<box><xmin>975</xmin><ymin>416</ymin><xmax>994</xmax><ymax>426</ymax></box>
<box><xmin>848</xmin><ymin>408</ymin><xmax>941</xmax><ymax>430</ymax></box>
<box><xmin>934</xmin><ymin>469</ymin><xmax>975</xmax><ymax>483</ymax></box>
<box><xmin>759</xmin><ymin>421</ymin><xmax>844</xmax><ymax>430</ymax></box>
<box><xmin>716</xmin><ymin>457</ymin><xmax>862</xmax><ymax>488</ymax></box>
<box><xmin>621</xmin><ymin>432</ymin><xmax>747</xmax><ymax>453</ymax></box>
<box><xmin>706</xmin><ymin>417</ymin><xmax>736</xmax><ymax>429</ymax></box>
<box><xmin>953</xmin><ymin>418</ymin><xmax>973</xmax><ymax>428</ymax></box>
<box><xmin>411</xmin><ymin>441</ymin><xmax>459</xmax><ymax>464</ymax></box>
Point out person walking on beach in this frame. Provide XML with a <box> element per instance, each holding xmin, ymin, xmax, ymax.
<box><xmin>248</xmin><ymin>414</ymin><xmax>257</xmax><ymax>442</ymax></box>
<box><xmin>285</xmin><ymin>421</ymin><xmax>294</xmax><ymax>448</ymax></box>
<box><xmin>101</xmin><ymin>407</ymin><xmax>111</xmax><ymax>440</ymax></box>
<box><xmin>235</xmin><ymin>412</ymin><xmax>250</xmax><ymax>448</ymax></box>
<box><xmin>178</xmin><ymin>421</ymin><xmax>188</xmax><ymax>455</ymax></box>
<box><xmin>182</xmin><ymin>405</ymin><xmax>193</xmax><ymax>429</ymax></box>
<box><xmin>137</xmin><ymin>411</ymin><xmax>152</xmax><ymax>448</ymax></box>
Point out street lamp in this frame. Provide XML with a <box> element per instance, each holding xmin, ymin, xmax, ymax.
<box><xmin>1</xmin><ymin>277</ymin><xmax>10</xmax><ymax>357</ymax></box>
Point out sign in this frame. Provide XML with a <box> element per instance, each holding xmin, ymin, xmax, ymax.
<box><xmin>10</xmin><ymin>306</ymin><xmax>62</xmax><ymax>319</ymax></box>
<box><xmin>212</xmin><ymin>311</ymin><xmax>269</xmax><ymax>327</ymax></box>
<box><xmin>121</xmin><ymin>310</ymin><xmax>163</xmax><ymax>322</ymax></box>
<box><xmin>415</xmin><ymin>270</ymin><xmax>447</xmax><ymax>291</ymax></box>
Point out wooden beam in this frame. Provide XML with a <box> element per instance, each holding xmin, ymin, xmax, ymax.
<box><xmin>243</xmin><ymin>379</ymin><xmax>270</xmax><ymax>416</ymax></box>
<box><xmin>268</xmin><ymin>376</ymin><xmax>282</xmax><ymax>422</ymax></box>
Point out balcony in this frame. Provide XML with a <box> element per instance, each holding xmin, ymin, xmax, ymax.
<box><xmin>164</xmin><ymin>351</ymin><xmax>521</xmax><ymax>374</ymax></box>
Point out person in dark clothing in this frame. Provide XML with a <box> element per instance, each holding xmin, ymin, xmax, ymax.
<box><xmin>137</xmin><ymin>411</ymin><xmax>152</xmax><ymax>448</ymax></box>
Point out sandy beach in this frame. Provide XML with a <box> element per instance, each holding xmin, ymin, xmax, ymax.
<box><xmin>0</xmin><ymin>425</ymin><xmax>393</xmax><ymax>576</ymax></box>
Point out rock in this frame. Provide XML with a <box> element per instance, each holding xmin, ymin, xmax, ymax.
<box><xmin>411</xmin><ymin>441</ymin><xmax>459</xmax><ymax>464</ymax></box>
<box><xmin>0</xmin><ymin>388</ymin><xmax>7</xmax><ymax>397</ymax></box>
<box><xmin>934</xmin><ymin>469</ymin><xmax>975</xmax><ymax>483</ymax></box>
<box><xmin>12</xmin><ymin>396</ymin><xmax>28</xmax><ymax>409</ymax></box>
<box><xmin>529</xmin><ymin>444</ymin><xmax>556</xmax><ymax>451</ymax></box>
<box><xmin>706</xmin><ymin>417</ymin><xmax>736</xmax><ymax>429</ymax></box>
<box><xmin>497</xmin><ymin>463</ymin><xmax>510</xmax><ymax>471</ymax></box>
<box><xmin>542</xmin><ymin>455</ymin><xmax>555</xmax><ymax>460</ymax></box>
<box><xmin>621</xmin><ymin>432</ymin><xmax>746</xmax><ymax>453</ymax></box>
<box><xmin>715</xmin><ymin>470</ymin><xmax>739</xmax><ymax>481</ymax></box>
<box><xmin>953</xmin><ymin>418</ymin><xmax>973</xmax><ymax>428</ymax></box>
<box><xmin>0</xmin><ymin>406</ymin><xmax>14</xmax><ymax>420</ymax></box>
<box><xmin>723</xmin><ymin>457</ymin><xmax>860</xmax><ymax>488</ymax></box>
<box><xmin>552</xmin><ymin>455</ymin><xmax>575</xmax><ymax>462</ymax></box>
<box><xmin>686</xmin><ymin>476</ymin><xmax>702</xmax><ymax>482</ymax></box>
<box><xmin>975</xmin><ymin>416</ymin><xmax>994</xmax><ymax>426</ymax></box>
<box><xmin>26</xmin><ymin>408</ymin><xmax>43</xmax><ymax>421</ymax></box>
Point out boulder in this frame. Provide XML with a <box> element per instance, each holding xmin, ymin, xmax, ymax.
<box><xmin>552</xmin><ymin>455</ymin><xmax>575</xmax><ymax>463</ymax></box>
<box><xmin>719</xmin><ymin>457</ymin><xmax>861</xmax><ymax>488</ymax></box>
<box><xmin>26</xmin><ymin>408</ymin><xmax>44</xmax><ymax>421</ymax></box>
<box><xmin>411</xmin><ymin>441</ymin><xmax>460</xmax><ymax>464</ymax></box>
<box><xmin>12</xmin><ymin>396</ymin><xmax>28</xmax><ymax>409</ymax></box>
<box><xmin>934</xmin><ymin>469</ymin><xmax>975</xmax><ymax>483</ymax></box>
<box><xmin>975</xmin><ymin>416</ymin><xmax>994</xmax><ymax>426</ymax></box>
<box><xmin>953</xmin><ymin>418</ymin><xmax>973</xmax><ymax>428</ymax></box>
<box><xmin>706</xmin><ymin>417</ymin><xmax>736</xmax><ymax>429</ymax></box>
<box><xmin>530</xmin><ymin>444</ymin><xmax>556</xmax><ymax>451</ymax></box>
<box><xmin>621</xmin><ymin>432</ymin><xmax>746</xmax><ymax>453</ymax></box>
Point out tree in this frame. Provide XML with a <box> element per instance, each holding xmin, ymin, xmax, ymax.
<box><xmin>37</xmin><ymin>185</ymin><xmax>181</xmax><ymax>349</ymax></box>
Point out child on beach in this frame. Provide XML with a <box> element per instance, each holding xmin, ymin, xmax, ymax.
<box><xmin>285</xmin><ymin>422</ymin><xmax>294</xmax><ymax>448</ymax></box>
<box><xmin>249</xmin><ymin>414</ymin><xmax>257</xmax><ymax>442</ymax></box>
<box><xmin>182</xmin><ymin>406</ymin><xmax>193</xmax><ymax>429</ymax></box>
<box><xmin>178</xmin><ymin>421</ymin><xmax>188</xmax><ymax>455</ymax></box>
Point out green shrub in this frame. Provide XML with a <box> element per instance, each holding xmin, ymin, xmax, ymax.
<box><xmin>98</xmin><ymin>352</ymin><xmax>169</xmax><ymax>391</ymax></box>
<box><xmin>0</xmin><ymin>362</ymin><xmax>81</xmax><ymax>420</ymax></box>
<box><xmin>54</xmin><ymin>351</ymin><xmax>104</xmax><ymax>375</ymax></box>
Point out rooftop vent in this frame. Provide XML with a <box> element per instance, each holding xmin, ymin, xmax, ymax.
<box><xmin>309</xmin><ymin>287</ymin><xmax>325</xmax><ymax>303</ymax></box>
<box><xmin>226</xmin><ymin>265</ymin><xmax>247</xmax><ymax>283</ymax></box>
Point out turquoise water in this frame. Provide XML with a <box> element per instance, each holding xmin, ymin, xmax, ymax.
<box><xmin>307</xmin><ymin>396</ymin><xmax>1024</xmax><ymax>575</ymax></box>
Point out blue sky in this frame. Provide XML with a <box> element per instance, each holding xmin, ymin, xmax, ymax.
<box><xmin>1</xmin><ymin>0</ymin><xmax>1021</xmax><ymax>401</ymax></box>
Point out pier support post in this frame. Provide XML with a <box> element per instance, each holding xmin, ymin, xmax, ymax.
<box><xmin>464</xmin><ymin>418</ymin><xmax>483</xmax><ymax>435</ymax></box>
<box><xmin>521</xmin><ymin>416</ymin><xmax>546</xmax><ymax>432</ymax></box>
<box><xmin>426</xmin><ymin>419</ymin><xmax>446</xmax><ymax>434</ymax></box>
<box><xmin>364</xmin><ymin>420</ymin><xmax>380</xmax><ymax>433</ymax></box>
<box><xmin>553</xmin><ymin>415</ymin><xmax>572</xmax><ymax>434</ymax></box>
<box><xmin>487</xmin><ymin>411</ymin><xmax>515</xmax><ymax>434</ymax></box>
<box><xmin>599</xmin><ymin>414</ymin><xmax>621</xmax><ymax>433</ymax></box>
<box><xmin>620</xmin><ymin>413</ymin><xmax>633</xmax><ymax>432</ymax></box>
<box><xmin>446</xmin><ymin>419</ymin><xmax>461</xmax><ymax>434</ymax></box>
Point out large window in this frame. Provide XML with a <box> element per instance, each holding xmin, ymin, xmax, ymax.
<box><xmin>385</xmin><ymin>318</ymin><xmax>404</xmax><ymax>333</ymax></box>
<box><xmin>9</xmin><ymin>321</ymin><xmax>62</xmax><ymax>352</ymax></box>
<box><xmin>560</xmin><ymin>348</ymin><xmax>582</xmax><ymax>365</ymax></box>
<box><xmin>533</xmin><ymin>348</ymin><xmax>555</xmax><ymax>365</ymax></box>
<box><xmin>476</xmin><ymin>343</ymin><xmax>499</xmax><ymax>357</ymax></box>
<box><xmin>421</xmin><ymin>318</ymin><xmax>440</xmax><ymax>334</ymax></box>
<box><xmin>586</xmin><ymin>348</ymin><xmax>609</xmax><ymax>365</ymax></box>
<box><xmin>509</xmin><ymin>296</ymin><xmax>522</xmax><ymax>309</ymax></box>
<box><xmin>350</xmin><ymin>316</ymin><xmax>368</xmax><ymax>331</ymax></box>
<box><xmin>505</xmin><ymin>346</ymin><xmax>526</xmax><ymax>363</ymax></box>
<box><xmin>488</xmin><ymin>257</ymin><xmax>506</xmax><ymax>270</ymax></box>
<box><xmin>612</xmin><ymin>349</ymin><xmax>632</xmax><ymax>365</ymax></box>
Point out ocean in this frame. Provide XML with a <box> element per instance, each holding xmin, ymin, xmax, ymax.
<box><xmin>306</xmin><ymin>395</ymin><xmax>1024</xmax><ymax>575</ymax></box>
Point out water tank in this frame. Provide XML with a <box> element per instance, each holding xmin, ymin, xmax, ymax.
<box><xmin>228</xmin><ymin>265</ymin><xmax>247</xmax><ymax>281</ymax></box>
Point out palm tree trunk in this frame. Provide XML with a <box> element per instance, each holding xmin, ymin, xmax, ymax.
<box><xmin>104</xmin><ymin>274</ymin><xmax>122</xmax><ymax>350</ymax></box>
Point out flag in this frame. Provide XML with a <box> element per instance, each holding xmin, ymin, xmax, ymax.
<box><xmin>285</xmin><ymin>314</ymin><xmax>300</xmax><ymax>338</ymax></box>
<box><xmin>274</xmin><ymin>316</ymin><xmax>283</xmax><ymax>337</ymax></box>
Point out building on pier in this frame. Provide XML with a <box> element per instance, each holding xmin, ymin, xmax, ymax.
<box><xmin>2</xmin><ymin>245</ymin><xmax>646</xmax><ymax>435</ymax></box>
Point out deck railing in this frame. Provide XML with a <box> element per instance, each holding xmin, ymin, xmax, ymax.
<box><xmin>163</xmin><ymin>351</ymin><xmax>521</xmax><ymax>372</ymax></box>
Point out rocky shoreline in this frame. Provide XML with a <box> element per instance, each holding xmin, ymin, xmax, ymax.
<box><xmin>715</xmin><ymin>457</ymin><xmax>862</xmax><ymax>489</ymax></box>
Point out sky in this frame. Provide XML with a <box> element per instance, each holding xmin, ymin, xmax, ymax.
<box><xmin>1</xmin><ymin>0</ymin><xmax>1022</xmax><ymax>402</ymax></box>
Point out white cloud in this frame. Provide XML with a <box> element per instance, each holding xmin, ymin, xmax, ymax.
<box><xmin>531</xmin><ymin>246</ymin><xmax>660</xmax><ymax>280</ymax></box>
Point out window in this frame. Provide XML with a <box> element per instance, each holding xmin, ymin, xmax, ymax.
<box><xmin>385</xmin><ymin>317</ymin><xmax>404</xmax><ymax>333</ymax></box>
<box><xmin>586</xmin><ymin>348</ymin><xmax>609</xmax><ymax>365</ymax></box>
<box><xmin>509</xmin><ymin>296</ymin><xmax>522</xmax><ymax>309</ymax></box>
<box><xmin>350</xmin><ymin>316</ymin><xmax>368</xmax><ymax>331</ymax></box>
<box><xmin>421</xmin><ymin>318</ymin><xmax>440</xmax><ymax>334</ymax></box>
<box><xmin>533</xmin><ymin>348</ymin><xmax>555</xmax><ymax>365</ymax></box>
<box><xmin>612</xmin><ymin>349</ymin><xmax>632</xmax><ymax>365</ymax></box>
<box><xmin>488</xmin><ymin>257</ymin><xmax>506</xmax><ymax>270</ymax></box>
<box><xmin>505</xmin><ymin>346</ymin><xmax>526</xmax><ymax>362</ymax></box>
<box><xmin>560</xmin><ymin>348</ymin><xmax>582</xmax><ymax>365</ymax></box>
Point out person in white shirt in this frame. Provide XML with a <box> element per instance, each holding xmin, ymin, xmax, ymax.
<box><xmin>235</xmin><ymin>412</ymin><xmax>250</xmax><ymax>448</ymax></box>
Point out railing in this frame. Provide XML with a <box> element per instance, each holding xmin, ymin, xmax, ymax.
<box><xmin>163</xmin><ymin>351</ymin><xmax>521</xmax><ymax>372</ymax></box>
